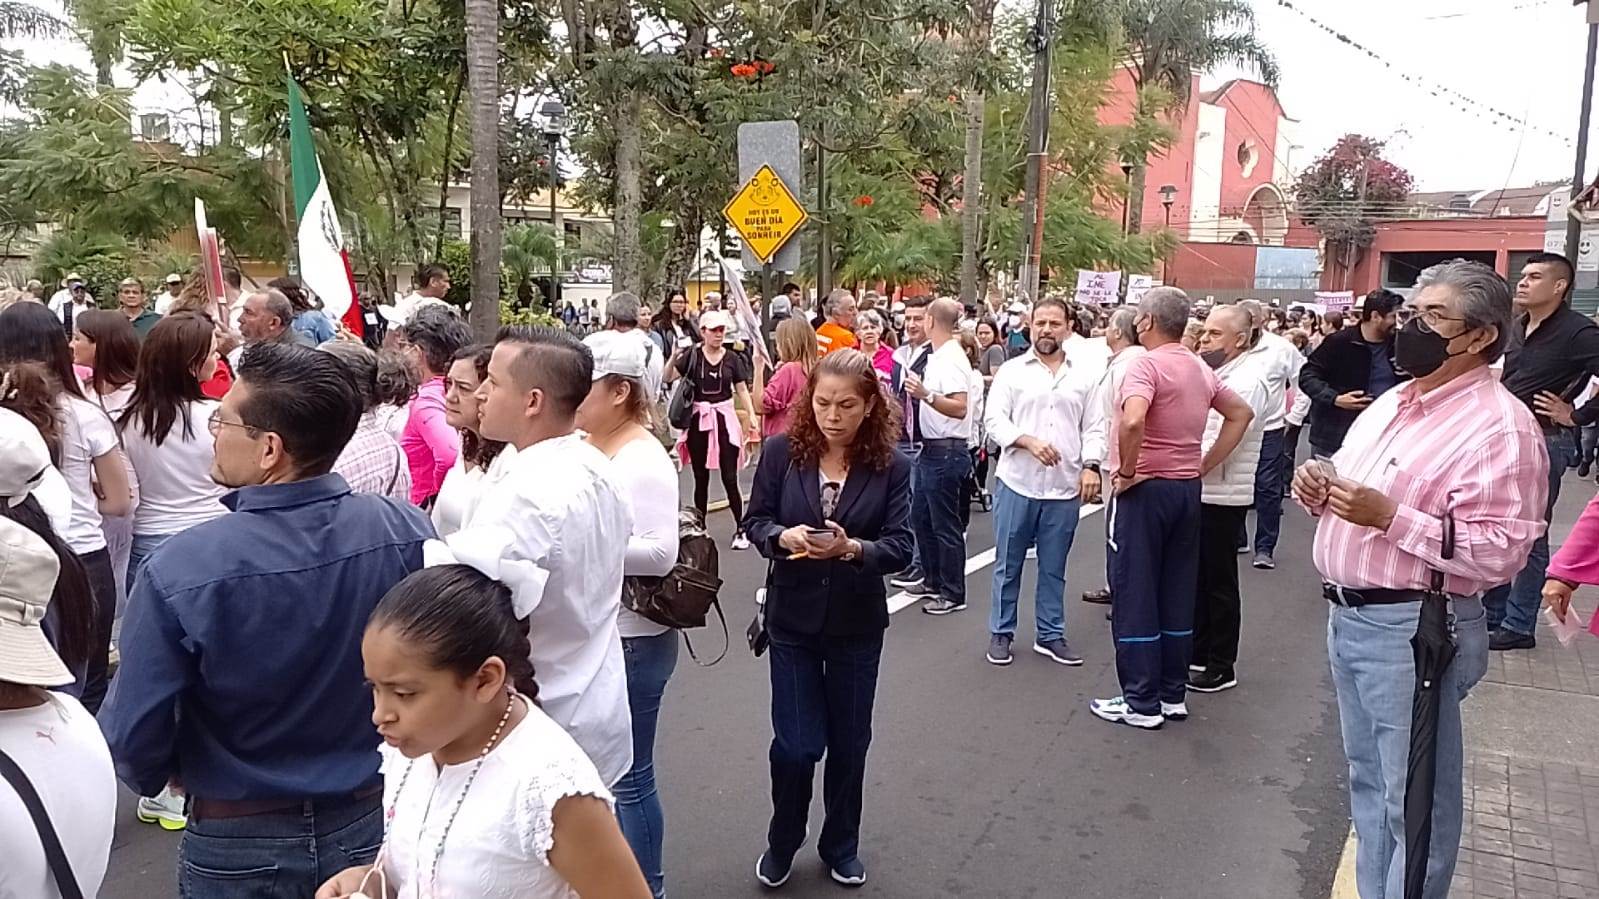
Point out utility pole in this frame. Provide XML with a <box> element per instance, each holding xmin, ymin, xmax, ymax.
<box><xmin>816</xmin><ymin>124</ymin><xmax>832</xmax><ymax>298</ymax></box>
<box><xmin>1566</xmin><ymin>5</ymin><xmax>1599</xmax><ymax>269</ymax></box>
<box><xmin>1017</xmin><ymin>0</ymin><xmax>1053</xmax><ymax>303</ymax></box>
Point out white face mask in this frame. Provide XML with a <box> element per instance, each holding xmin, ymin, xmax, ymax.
<box><xmin>1008</xmin><ymin>314</ymin><xmax>1022</xmax><ymax>328</ymax></box>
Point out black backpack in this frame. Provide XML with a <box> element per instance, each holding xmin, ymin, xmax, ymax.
<box><xmin>622</xmin><ymin>507</ymin><xmax>728</xmax><ymax>664</ymax></box>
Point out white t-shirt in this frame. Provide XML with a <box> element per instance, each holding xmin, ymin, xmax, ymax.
<box><xmin>0</xmin><ymin>694</ymin><xmax>116</xmax><ymax>899</ymax></box>
<box><xmin>377</xmin><ymin>699</ymin><xmax>615</xmax><ymax>899</ymax></box>
<box><xmin>57</xmin><ymin>396</ymin><xmax>120</xmax><ymax>554</ymax></box>
<box><xmin>431</xmin><ymin>455</ymin><xmax>486</xmax><ymax>539</ymax></box>
<box><xmin>612</xmin><ymin>435</ymin><xmax>681</xmax><ymax>639</ymax></box>
<box><xmin>920</xmin><ymin>339</ymin><xmax>974</xmax><ymax>440</ymax></box>
<box><xmin>120</xmin><ymin>400</ymin><xmax>229</xmax><ymax>537</ymax></box>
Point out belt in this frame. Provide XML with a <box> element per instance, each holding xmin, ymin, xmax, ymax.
<box><xmin>920</xmin><ymin>438</ymin><xmax>966</xmax><ymax>449</ymax></box>
<box><xmin>189</xmin><ymin>783</ymin><xmax>383</xmax><ymax>821</ymax></box>
<box><xmin>1322</xmin><ymin>583</ymin><xmax>1429</xmax><ymax>608</ymax></box>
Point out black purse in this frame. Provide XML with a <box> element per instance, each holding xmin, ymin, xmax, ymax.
<box><xmin>748</xmin><ymin>560</ymin><xmax>772</xmax><ymax>657</ymax></box>
<box><xmin>667</xmin><ymin>351</ymin><xmax>698</xmax><ymax>430</ymax></box>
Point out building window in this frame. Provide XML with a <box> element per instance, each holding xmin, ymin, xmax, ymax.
<box><xmin>138</xmin><ymin>113</ymin><xmax>170</xmax><ymax>142</ymax></box>
<box><xmin>1237</xmin><ymin>141</ymin><xmax>1260</xmax><ymax>178</ymax></box>
<box><xmin>1382</xmin><ymin>250</ymin><xmax>1496</xmax><ymax>289</ymax></box>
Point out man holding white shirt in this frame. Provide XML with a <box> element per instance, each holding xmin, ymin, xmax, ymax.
<box><xmin>904</xmin><ymin>298</ymin><xmax>973</xmax><ymax>616</ymax></box>
<box><xmin>982</xmin><ymin>298</ymin><xmax>1101</xmax><ymax>667</ymax></box>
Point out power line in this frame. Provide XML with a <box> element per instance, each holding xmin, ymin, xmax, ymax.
<box><xmin>1274</xmin><ymin>0</ymin><xmax>1575</xmax><ymax>147</ymax></box>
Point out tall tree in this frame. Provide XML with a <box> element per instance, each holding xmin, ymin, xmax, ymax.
<box><xmin>0</xmin><ymin>2</ymin><xmax>63</xmax><ymax>38</ymax></box>
<box><xmin>465</xmin><ymin>0</ymin><xmax>502</xmax><ymax>338</ymax></box>
<box><xmin>1293</xmin><ymin>133</ymin><xmax>1413</xmax><ymax>288</ymax></box>
<box><xmin>959</xmin><ymin>0</ymin><xmax>1000</xmax><ymax>304</ymax></box>
<box><xmin>1117</xmin><ymin>0</ymin><xmax>1278</xmax><ymax>235</ymax></box>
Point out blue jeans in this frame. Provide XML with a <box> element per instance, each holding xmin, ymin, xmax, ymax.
<box><xmin>909</xmin><ymin>441</ymin><xmax>971</xmax><ymax>602</ymax></box>
<box><xmin>616</xmin><ymin>632</ymin><xmax>680</xmax><ymax>899</ymax></box>
<box><xmin>766</xmin><ymin>626</ymin><xmax>883</xmax><ymax>867</ymax></box>
<box><xmin>1582</xmin><ymin>424</ymin><xmax>1599</xmax><ymax>466</ymax></box>
<box><xmin>897</xmin><ymin>440</ymin><xmax>922</xmax><ymax>574</ymax></box>
<box><xmin>179</xmin><ymin>793</ymin><xmax>381</xmax><ymax>898</ymax></box>
<box><xmin>988</xmin><ymin>479</ymin><xmax>1080</xmax><ymax>642</ymax></box>
<box><xmin>1248</xmin><ymin>428</ymin><xmax>1286</xmax><ymax>556</ymax></box>
<box><xmin>1485</xmin><ymin>431</ymin><xmax>1569</xmax><ymax>636</ymax></box>
<box><xmin>126</xmin><ymin>531</ymin><xmax>173</xmax><ymax>596</ymax></box>
<box><xmin>1328</xmin><ymin>597</ymin><xmax>1488</xmax><ymax>899</ymax></box>
<box><xmin>1108</xmin><ymin>478</ymin><xmax>1201</xmax><ymax>715</ymax></box>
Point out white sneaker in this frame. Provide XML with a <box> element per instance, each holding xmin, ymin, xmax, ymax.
<box><xmin>136</xmin><ymin>786</ymin><xmax>187</xmax><ymax>831</ymax></box>
<box><xmin>1089</xmin><ymin>696</ymin><xmax>1163</xmax><ymax>730</ymax></box>
<box><xmin>1161</xmin><ymin>701</ymin><xmax>1189</xmax><ymax>720</ymax></box>
<box><xmin>731</xmin><ymin>531</ymin><xmax>752</xmax><ymax>551</ymax></box>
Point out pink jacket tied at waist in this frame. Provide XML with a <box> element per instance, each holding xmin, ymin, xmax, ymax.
<box><xmin>1547</xmin><ymin>492</ymin><xmax>1599</xmax><ymax>637</ymax></box>
<box><xmin>675</xmin><ymin>399</ymin><xmax>747</xmax><ymax>471</ymax></box>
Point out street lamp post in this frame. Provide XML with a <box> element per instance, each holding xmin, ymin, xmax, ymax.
<box><xmin>1159</xmin><ymin>183</ymin><xmax>1178</xmax><ymax>286</ymax></box>
<box><xmin>540</xmin><ymin>99</ymin><xmax>567</xmax><ymax>310</ymax></box>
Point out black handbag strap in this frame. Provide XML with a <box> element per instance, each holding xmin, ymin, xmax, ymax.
<box><xmin>681</xmin><ymin>597</ymin><xmax>730</xmax><ymax>667</ymax></box>
<box><xmin>0</xmin><ymin>746</ymin><xmax>84</xmax><ymax>899</ymax></box>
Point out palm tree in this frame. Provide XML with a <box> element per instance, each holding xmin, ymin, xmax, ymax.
<box><xmin>1117</xmin><ymin>0</ymin><xmax>1279</xmax><ymax>235</ymax></box>
<box><xmin>464</xmin><ymin>0</ymin><xmax>502</xmax><ymax>340</ymax></box>
<box><xmin>0</xmin><ymin>2</ymin><xmax>64</xmax><ymax>39</ymax></box>
<box><xmin>502</xmin><ymin>222</ymin><xmax>560</xmax><ymax>306</ymax></box>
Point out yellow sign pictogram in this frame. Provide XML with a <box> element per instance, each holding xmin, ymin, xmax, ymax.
<box><xmin>723</xmin><ymin>165</ymin><xmax>809</xmax><ymax>264</ymax></box>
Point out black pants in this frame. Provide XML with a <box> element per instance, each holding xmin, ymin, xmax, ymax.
<box><xmin>687</xmin><ymin>415</ymin><xmax>743</xmax><ymax>527</ymax></box>
<box><xmin>767</xmin><ymin>626</ymin><xmax>884</xmax><ymax>867</ymax></box>
<box><xmin>77</xmin><ymin>547</ymin><xmax>117</xmax><ymax>714</ymax></box>
<box><xmin>1193</xmin><ymin>504</ymin><xmax>1248</xmax><ymax>677</ymax></box>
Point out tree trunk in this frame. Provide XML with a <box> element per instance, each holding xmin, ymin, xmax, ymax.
<box><xmin>959</xmin><ymin>88</ymin><xmax>984</xmax><ymax>305</ymax></box>
<box><xmin>434</xmin><ymin>70</ymin><xmax>466</xmax><ymax>259</ymax></box>
<box><xmin>464</xmin><ymin>0</ymin><xmax>502</xmax><ymax>340</ymax></box>
<box><xmin>1127</xmin><ymin>159</ymin><xmax>1147</xmax><ymax>238</ymax></box>
<box><xmin>663</xmin><ymin>206</ymin><xmax>702</xmax><ymax>296</ymax></box>
<box><xmin>612</xmin><ymin>90</ymin><xmax>643</xmax><ymax>295</ymax></box>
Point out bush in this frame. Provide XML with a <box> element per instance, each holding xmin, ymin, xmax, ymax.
<box><xmin>438</xmin><ymin>239</ymin><xmax>515</xmax><ymax>311</ymax></box>
<box><xmin>498</xmin><ymin>298</ymin><xmax>559</xmax><ymax>328</ymax></box>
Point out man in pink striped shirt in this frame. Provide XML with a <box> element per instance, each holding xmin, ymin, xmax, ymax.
<box><xmin>1292</xmin><ymin>260</ymin><xmax>1547</xmax><ymax>899</ymax></box>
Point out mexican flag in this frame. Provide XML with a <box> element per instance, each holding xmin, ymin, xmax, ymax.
<box><xmin>286</xmin><ymin>74</ymin><xmax>362</xmax><ymax>336</ymax></box>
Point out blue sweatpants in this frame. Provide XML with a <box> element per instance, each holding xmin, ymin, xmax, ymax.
<box><xmin>1108</xmin><ymin>477</ymin><xmax>1202</xmax><ymax>716</ymax></box>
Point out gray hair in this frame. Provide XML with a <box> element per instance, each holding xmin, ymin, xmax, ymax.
<box><xmin>248</xmin><ymin>289</ymin><xmax>295</xmax><ymax>330</ymax></box>
<box><xmin>825</xmin><ymin>288</ymin><xmax>855</xmax><ymax>318</ymax></box>
<box><xmin>1413</xmin><ymin>260</ymin><xmax>1512</xmax><ymax>361</ymax></box>
<box><xmin>1137</xmin><ymin>287</ymin><xmax>1191</xmax><ymax>339</ymax></box>
<box><xmin>318</xmin><ymin>340</ymin><xmax>379</xmax><ymax>410</ymax></box>
<box><xmin>856</xmin><ymin>308</ymin><xmax>886</xmax><ymax>333</ymax></box>
<box><xmin>606</xmin><ymin>291</ymin><xmax>641</xmax><ymax>327</ymax></box>
<box><xmin>1108</xmin><ymin>307</ymin><xmax>1139</xmax><ymax>345</ymax></box>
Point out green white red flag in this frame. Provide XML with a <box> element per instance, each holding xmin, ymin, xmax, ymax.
<box><xmin>286</xmin><ymin>74</ymin><xmax>362</xmax><ymax>336</ymax></box>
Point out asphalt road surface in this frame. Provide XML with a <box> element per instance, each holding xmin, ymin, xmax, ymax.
<box><xmin>100</xmin><ymin>477</ymin><xmax>1351</xmax><ymax>898</ymax></box>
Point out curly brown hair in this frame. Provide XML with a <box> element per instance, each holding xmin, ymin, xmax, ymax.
<box><xmin>786</xmin><ymin>349</ymin><xmax>902</xmax><ymax>472</ymax></box>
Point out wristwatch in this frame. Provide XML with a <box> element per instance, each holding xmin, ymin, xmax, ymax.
<box><xmin>1084</xmin><ymin>461</ymin><xmax>1102</xmax><ymax>474</ymax></box>
<box><xmin>841</xmin><ymin>540</ymin><xmax>860</xmax><ymax>562</ymax></box>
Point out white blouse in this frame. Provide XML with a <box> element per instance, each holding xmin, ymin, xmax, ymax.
<box><xmin>377</xmin><ymin>699</ymin><xmax>614</xmax><ymax>899</ymax></box>
<box><xmin>612</xmin><ymin>435</ymin><xmax>680</xmax><ymax>639</ymax></box>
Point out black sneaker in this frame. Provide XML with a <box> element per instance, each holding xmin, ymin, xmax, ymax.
<box><xmin>986</xmin><ymin>634</ymin><xmax>1014</xmax><ymax>666</ymax></box>
<box><xmin>1081</xmin><ymin>586</ymin><xmax>1112</xmax><ymax>605</ymax></box>
<box><xmin>1581</xmin><ymin>461</ymin><xmax>1592</xmax><ymax>478</ymax></box>
<box><xmin>829</xmin><ymin>856</ymin><xmax>867</xmax><ymax>887</ymax></box>
<box><xmin>902</xmin><ymin>580</ymin><xmax>938</xmax><ymax>598</ymax></box>
<box><xmin>756</xmin><ymin>850</ymin><xmax>793</xmax><ymax>888</ymax></box>
<box><xmin>921</xmin><ymin>597</ymin><xmax>966</xmax><ymax>616</ymax></box>
<box><xmin>1033</xmin><ymin>638</ymin><xmax>1083</xmax><ymax>666</ymax></box>
<box><xmin>1187</xmin><ymin>668</ymin><xmax>1238</xmax><ymax>693</ymax></box>
<box><xmin>889</xmin><ymin>570</ymin><xmax>925</xmax><ymax>588</ymax></box>
<box><xmin>1251</xmin><ymin>553</ymin><xmax>1275</xmax><ymax>570</ymax></box>
<box><xmin>1488</xmin><ymin>629</ymin><xmax>1536</xmax><ymax>651</ymax></box>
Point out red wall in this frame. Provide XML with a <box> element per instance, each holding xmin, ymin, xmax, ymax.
<box><xmin>1099</xmin><ymin>70</ymin><xmax>1200</xmax><ymax>235</ymax></box>
<box><xmin>1168</xmin><ymin>241</ymin><xmax>1258</xmax><ymax>291</ymax></box>
<box><xmin>1326</xmin><ymin>217</ymin><xmax>1546</xmax><ymax>293</ymax></box>
<box><xmin>1209</xmin><ymin>81</ymin><xmax>1285</xmax><ymax>219</ymax></box>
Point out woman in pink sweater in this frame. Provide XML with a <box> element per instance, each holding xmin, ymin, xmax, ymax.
<box><xmin>759</xmin><ymin>317</ymin><xmax>818</xmax><ymax>440</ymax></box>
<box><xmin>1544</xmin><ymin>493</ymin><xmax>1599</xmax><ymax>636</ymax></box>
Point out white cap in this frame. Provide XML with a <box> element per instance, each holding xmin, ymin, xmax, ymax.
<box><xmin>584</xmin><ymin>331</ymin><xmax>649</xmax><ymax>380</ymax></box>
<box><xmin>165</xmin><ymin>272</ymin><xmax>184</xmax><ymax>285</ymax></box>
<box><xmin>1008</xmin><ymin>301</ymin><xmax>1027</xmax><ymax>313</ymax></box>
<box><xmin>0</xmin><ymin>517</ymin><xmax>70</xmax><ymax>688</ymax></box>
<box><xmin>0</xmin><ymin>408</ymin><xmax>70</xmax><ymax>534</ymax></box>
<box><xmin>699</xmin><ymin>310</ymin><xmax>733</xmax><ymax>332</ymax></box>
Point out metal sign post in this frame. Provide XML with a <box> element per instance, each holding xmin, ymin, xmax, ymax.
<box><xmin>728</xmin><ymin>121</ymin><xmax>806</xmax><ymax>347</ymax></box>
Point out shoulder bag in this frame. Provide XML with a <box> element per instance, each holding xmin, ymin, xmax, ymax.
<box><xmin>667</xmin><ymin>350</ymin><xmax>699</xmax><ymax>431</ymax></box>
<box><xmin>0</xmin><ymin>746</ymin><xmax>85</xmax><ymax>899</ymax></box>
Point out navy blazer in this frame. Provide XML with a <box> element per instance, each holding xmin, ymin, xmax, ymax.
<box><xmin>744</xmin><ymin>435</ymin><xmax>914</xmax><ymax>637</ymax></box>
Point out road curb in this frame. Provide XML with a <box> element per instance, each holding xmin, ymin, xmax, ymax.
<box><xmin>1329</xmin><ymin>826</ymin><xmax>1357</xmax><ymax>899</ymax></box>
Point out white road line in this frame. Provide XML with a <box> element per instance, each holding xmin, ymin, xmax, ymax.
<box><xmin>886</xmin><ymin>501</ymin><xmax>1105</xmax><ymax>615</ymax></box>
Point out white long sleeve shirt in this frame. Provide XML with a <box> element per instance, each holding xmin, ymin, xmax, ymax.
<box><xmin>1239</xmin><ymin>331</ymin><xmax>1303</xmax><ymax>432</ymax></box>
<box><xmin>985</xmin><ymin>350</ymin><xmax>1101</xmax><ymax>500</ymax></box>
<box><xmin>613</xmin><ymin>435</ymin><xmax>680</xmax><ymax>639</ymax></box>
<box><xmin>1082</xmin><ymin>345</ymin><xmax>1147</xmax><ymax>466</ymax></box>
<box><xmin>441</xmin><ymin>433</ymin><xmax>634</xmax><ymax>786</ymax></box>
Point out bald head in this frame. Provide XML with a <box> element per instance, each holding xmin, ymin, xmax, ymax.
<box><xmin>928</xmin><ymin>298</ymin><xmax>961</xmax><ymax>338</ymax></box>
<box><xmin>1237</xmin><ymin>299</ymin><xmax>1266</xmax><ymax>329</ymax></box>
<box><xmin>1201</xmin><ymin>305</ymin><xmax>1252</xmax><ymax>363</ymax></box>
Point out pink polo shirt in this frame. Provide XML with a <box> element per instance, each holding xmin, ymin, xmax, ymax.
<box><xmin>1110</xmin><ymin>342</ymin><xmax>1238</xmax><ymax>480</ymax></box>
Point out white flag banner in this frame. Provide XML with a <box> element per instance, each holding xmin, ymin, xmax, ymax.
<box><xmin>720</xmin><ymin>258</ymin><xmax>771</xmax><ymax>373</ymax></box>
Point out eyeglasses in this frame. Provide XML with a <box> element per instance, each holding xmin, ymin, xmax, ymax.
<box><xmin>1396</xmin><ymin>307</ymin><xmax>1466</xmax><ymax>334</ymax></box>
<box><xmin>207</xmin><ymin>409</ymin><xmax>259</xmax><ymax>437</ymax></box>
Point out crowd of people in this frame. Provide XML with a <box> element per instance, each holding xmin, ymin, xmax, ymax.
<box><xmin>0</xmin><ymin>249</ymin><xmax>1596</xmax><ymax>899</ymax></box>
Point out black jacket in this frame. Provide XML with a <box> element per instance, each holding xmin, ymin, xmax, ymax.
<box><xmin>743</xmin><ymin>435</ymin><xmax>913</xmax><ymax>637</ymax></box>
<box><xmin>1298</xmin><ymin>326</ymin><xmax>1409</xmax><ymax>452</ymax></box>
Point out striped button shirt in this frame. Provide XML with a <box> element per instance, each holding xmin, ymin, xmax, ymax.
<box><xmin>1312</xmin><ymin>365</ymin><xmax>1548</xmax><ymax>594</ymax></box>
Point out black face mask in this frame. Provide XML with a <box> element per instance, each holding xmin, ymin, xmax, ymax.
<box><xmin>1394</xmin><ymin>317</ymin><xmax>1471</xmax><ymax>378</ymax></box>
<box><xmin>1200</xmin><ymin>349</ymin><xmax>1227</xmax><ymax>370</ymax></box>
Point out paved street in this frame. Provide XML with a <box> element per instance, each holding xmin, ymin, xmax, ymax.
<box><xmin>99</xmin><ymin>461</ymin><xmax>1356</xmax><ymax>898</ymax></box>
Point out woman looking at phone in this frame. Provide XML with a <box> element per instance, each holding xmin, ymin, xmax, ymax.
<box><xmin>741</xmin><ymin>349</ymin><xmax>913</xmax><ymax>889</ymax></box>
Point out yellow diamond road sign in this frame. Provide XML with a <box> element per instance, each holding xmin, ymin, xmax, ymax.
<box><xmin>723</xmin><ymin>164</ymin><xmax>809</xmax><ymax>264</ymax></box>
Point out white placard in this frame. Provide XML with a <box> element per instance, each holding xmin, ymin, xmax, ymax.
<box><xmin>1074</xmin><ymin>269</ymin><xmax>1121</xmax><ymax>306</ymax></box>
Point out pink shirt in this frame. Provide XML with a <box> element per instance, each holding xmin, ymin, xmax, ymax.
<box><xmin>1311</xmin><ymin>365</ymin><xmax>1548</xmax><ymax>594</ymax></box>
<box><xmin>1111</xmin><ymin>343</ymin><xmax>1238</xmax><ymax>480</ymax></box>
<box><xmin>761</xmin><ymin>361</ymin><xmax>809</xmax><ymax>439</ymax></box>
<box><xmin>399</xmin><ymin>376</ymin><xmax>460</xmax><ymax>504</ymax></box>
<box><xmin>868</xmin><ymin>344</ymin><xmax>894</xmax><ymax>383</ymax></box>
<box><xmin>1547</xmin><ymin>493</ymin><xmax>1599</xmax><ymax>637</ymax></box>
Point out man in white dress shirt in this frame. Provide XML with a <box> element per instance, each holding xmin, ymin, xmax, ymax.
<box><xmin>982</xmin><ymin>298</ymin><xmax>1102</xmax><ymax>667</ymax></box>
<box><xmin>445</xmin><ymin>325</ymin><xmax>634</xmax><ymax>786</ymax></box>
<box><xmin>1236</xmin><ymin>299</ymin><xmax>1304</xmax><ymax>570</ymax></box>
<box><xmin>904</xmin><ymin>298</ymin><xmax>973</xmax><ymax>617</ymax></box>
